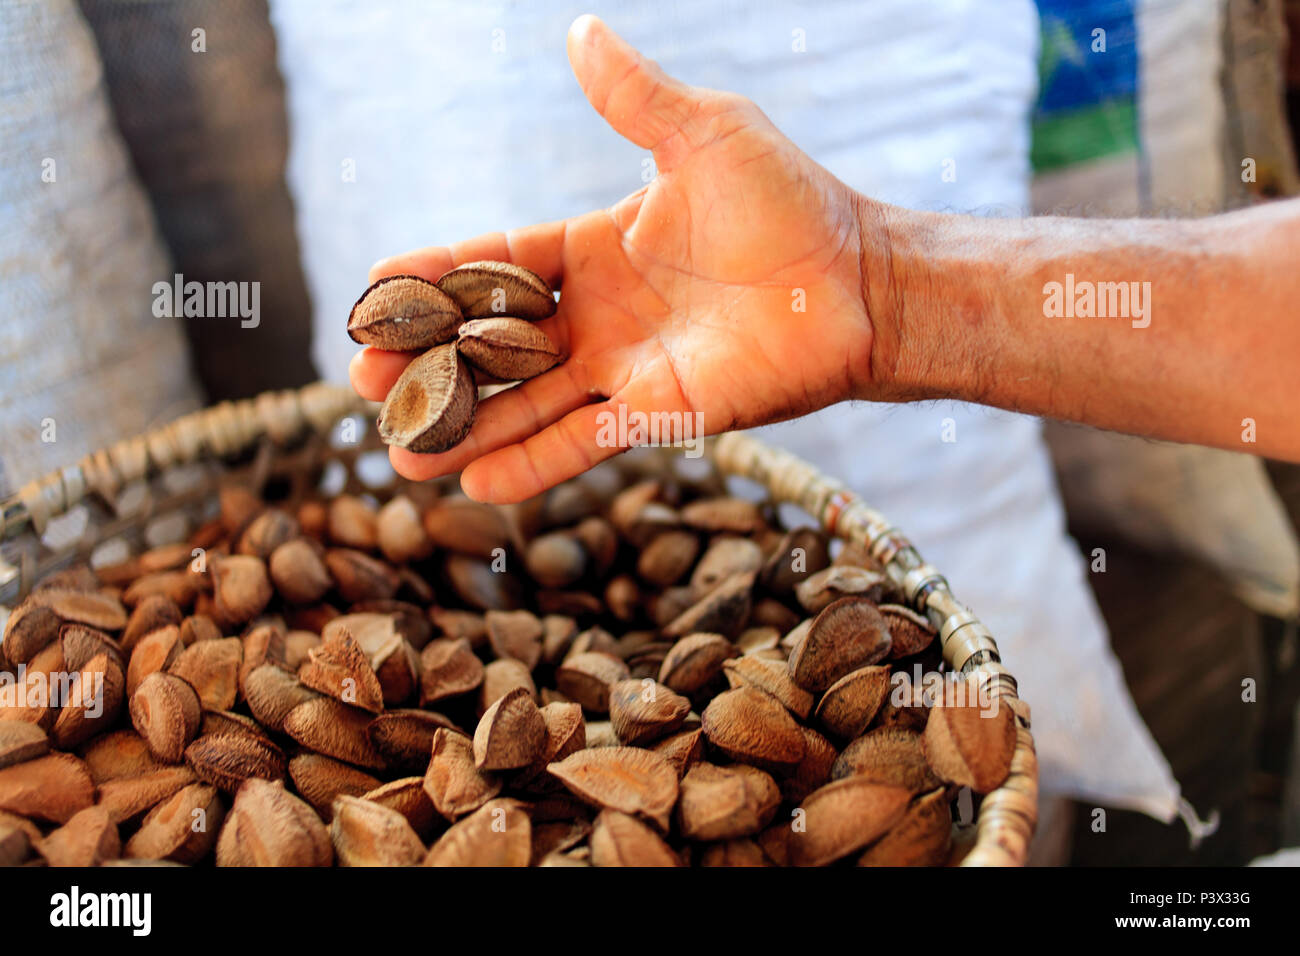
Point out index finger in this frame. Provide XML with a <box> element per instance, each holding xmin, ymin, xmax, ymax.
<box><xmin>368</xmin><ymin>217</ymin><xmax>570</xmax><ymax>289</ymax></box>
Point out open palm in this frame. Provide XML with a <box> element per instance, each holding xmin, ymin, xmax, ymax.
<box><xmin>351</xmin><ymin>15</ymin><xmax>876</xmax><ymax>502</ymax></box>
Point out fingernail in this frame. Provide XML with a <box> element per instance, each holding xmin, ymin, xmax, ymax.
<box><xmin>570</xmin><ymin>14</ymin><xmax>599</xmax><ymax>41</ymax></box>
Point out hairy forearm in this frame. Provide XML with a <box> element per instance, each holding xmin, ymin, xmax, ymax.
<box><xmin>856</xmin><ymin>194</ymin><xmax>1300</xmax><ymax>460</ymax></box>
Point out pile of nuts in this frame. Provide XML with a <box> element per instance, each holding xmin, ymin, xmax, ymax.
<box><xmin>348</xmin><ymin>261</ymin><xmax>560</xmax><ymax>453</ymax></box>
<box><xmin>0</xmin><ymin>462</ymin><xmax>1015</xmax><ymax>866</ymax></box>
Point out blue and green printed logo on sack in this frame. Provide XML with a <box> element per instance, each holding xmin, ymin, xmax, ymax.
<box><xmin>1032</xmin><ymin>0</ymin><xmax>1139</xmax><ymax>172</ymax></box>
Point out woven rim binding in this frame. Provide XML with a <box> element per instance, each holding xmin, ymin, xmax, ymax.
<box><xmin>712</xmin><ymin>432</ymin><xmax>1038</xmax><ymax>867</ymax></box>
<box><xmin>0</xmin><ymin>382</ymin><xmax>1037</xmax><ymax>865</ymax></box>
<box><xmin>0</xmin><ymin>383</ymin><xmax>370</xmax><ymax>542</ymax></box>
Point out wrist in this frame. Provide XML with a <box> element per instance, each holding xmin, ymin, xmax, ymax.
<box><xmin>852</xmin><ymin>192</ymin><xmax>997</xmax><ymax>406</ymax></box>
<box><xmin>852</xmin><ymin>194</ymin><xmax>939</xmax><ymax>402</ymax></box>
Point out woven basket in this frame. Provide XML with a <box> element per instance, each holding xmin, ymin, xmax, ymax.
<box><xmin>0</xmin><ymin>382</ymin><xmax>1037</xmax><ymax>866</ymax></box>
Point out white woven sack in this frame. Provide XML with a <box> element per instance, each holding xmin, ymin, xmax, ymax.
<box><xmin>0</xmin><ymin>0</ymin><xmax>202</xmax><ymax>500</ymax></box>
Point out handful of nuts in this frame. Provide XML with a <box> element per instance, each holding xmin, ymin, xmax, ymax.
<box><xmin>348</xmin><ymin>262</ymin><xmax>561</xmax><ymax>453</ymax></box>
<box><xmin>0</xmin><ymin>465</ymin><xmax>1016</xmax><ymax>867</ymax></box>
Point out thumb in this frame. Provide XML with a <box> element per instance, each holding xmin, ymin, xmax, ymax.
<box><xmin>566</xmin><ymin>14</ymin><xmax>700</xmax><ymax>170</ymax></box>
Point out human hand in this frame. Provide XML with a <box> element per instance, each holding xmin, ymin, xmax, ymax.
<box><xmin>351</xmin><ymin>14</ymin><xmax>883</xmax><ymax>502</ymax></box>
